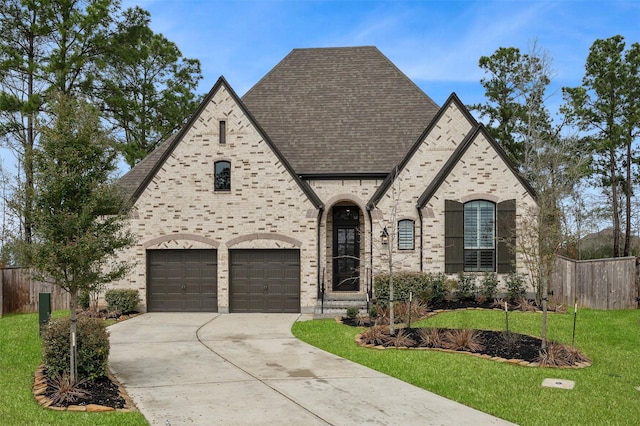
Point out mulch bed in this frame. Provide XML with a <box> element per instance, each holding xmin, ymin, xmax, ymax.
<box><xmin>45</xmin><ymin>375</ymin><xmax>127</xmax><ymax>409</ymax></box>
<box><xmin>33</xmin><ymin>310</ymin><xmax>140</xmax><ymax>411</ymax></box>
<box><xmin>342</xmin><ymin>301</ymin><xmax>591</xmax><ymax>368</ymax></box>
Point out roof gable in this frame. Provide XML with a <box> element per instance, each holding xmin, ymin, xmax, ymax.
<box><xmin>367</xmin><ymin>93</ymin><xmax>477</xmax><ymax>209</ymax></box>
<box><xmin>242</xmin><ymin>46</ymin><xmax>440</xmax><ymax>175</ymax></box>
<box><xmin>416</xmin><ymin>124</ymin><xmax>538</xmax><ymax>209</ymax></box>
<box><xmin>119</xmin><ymin>76</ymin><xmax>323</xmax><ymax>208</ymax></box>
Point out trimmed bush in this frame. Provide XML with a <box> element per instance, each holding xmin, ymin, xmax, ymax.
<box><xmin>479</xmin><ymin>272</ymin><xmax>499</xmax><ymax>299</ymax></box>
<box><xmin>374</xmin><ymin>272</ymin><xmax>449</xmax><ymax>305</ymax></box>
<box><xmin>505</xmin><ymin>273</ymin><xmax>526</xmax><ymax>303</ymax></box>
<box><xmin>455</xmin><ymin>273</ymin><xmax>477</xmax><ymax>301</ymax></box>
<box><xmin>346</xmin><ymin>307</ymin><xmax>359</xmax><ymax>320</ymax></box>
<box><xmin>41</xmin><ymin>316</ymin><xmax>110</xmax><ymax>380</ymax></box>
<box><xmin>105</xmin><ymin>288</ymin><xmax>139</xmax><ymax>313</ymax></box>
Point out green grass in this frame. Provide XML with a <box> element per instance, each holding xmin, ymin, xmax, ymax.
<box><xmin>292</xmin><ymin>309</ymin><xmax>640</xmax><ymax>425</ymax></box>
<box><xmin>0</xmin><ymin>311</ymin><xmax>148</xmax><ymax>426</ymax></box>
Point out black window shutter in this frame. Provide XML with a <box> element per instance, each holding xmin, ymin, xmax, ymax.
<box><xmin>445</xmin><ymin>200</ymin><xmax>464</xmax><ymax>273</ymax></box>
<box><xmin>497</xmin><ymin>199</ymin><xmax>516</xmax><ymax>273</ymax></box>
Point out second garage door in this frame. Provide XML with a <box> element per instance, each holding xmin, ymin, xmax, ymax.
<box><xmin>229</xmin><ymin>249</ymin><xmax>300</xmax><ymax>313</ymax></box>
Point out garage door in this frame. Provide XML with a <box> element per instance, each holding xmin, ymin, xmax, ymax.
<box><xmin>147</xmin><ymin>249</ymin><xmax>217</xmax><ymax>312</ymax></box>
<box><xmin>229</xmin><ymin>249</ymin><xmax>300</xmax><ymax>313</ymax></box>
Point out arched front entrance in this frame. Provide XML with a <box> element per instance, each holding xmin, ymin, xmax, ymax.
<box><xmin>332</xmin><ymin>205</ymin><xmax>361</xmax><ymax>291</ymax></box>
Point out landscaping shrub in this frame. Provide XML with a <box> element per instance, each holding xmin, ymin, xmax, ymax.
<box><xmin>417</xmin><ymin>327</ymin><xmax>443</xmax><ymax>348</ymax></box>
<box><xmin>479</xmin><ymin>272</ymin><xmax>499</xmax><ymax>300</ymax></box>
<box><xmin>105</xmin><ymin>288</ymin><xmax>140</xmax><ymax>313</ymax></box>
<box><xmin>442</xmin><ymin>329</ymin><xmax>484</xmax><ymax>352</ymax></box>
<box><xmin>346</xmin><ymin>307</ymin><xmax>359</xmax><ymax>320</ymax></box>
<box><xmin>374</xmin><ymin>272</ymin><xmax>450</xmax><ymax>305</ymax></box>
<box><xmin>385</xmin><ymin>328</ymin><xmax>416</xmax><ymax>348</ymax></box>
<box><xmin>535</xmin><ymin>342</ymin><xmax>591</xmax><ymax>367</ymax></box>
<box><xmin>455</xmin><ymin>273</ymin><xmax>477</xmax><ymax>301</ymax></box>
<box><xmin>77</xmin><ymin>290</ymin><xmax>90</xmax><ymax>310</ymax></box>
<box><xmin>41</xmin><ymin>317</ymin><xmax>110</xmax><ymax>380</ymax></box>
<box><xmin>359</xmin><ymin>326</ymin><xmax>389</xmax><ymax>346</ymax></box>
<box><xmin>427</xmin><ymin>273</ymin><xmax>449</xmax><ymax>304</ymax></box>
<box><xmin>395</xmin><ymin>300</ymin><xmax>429</xmax><ymax>324</ymax></box>
<box><xmin>48</xmin><ymin>374</ymin><xmax>89</xmax><ymax>405</ymax></box>
<box><xmin>505</xmin><ymin>273</ymin><xmax>526</xmax><ymax>303</ymax></box>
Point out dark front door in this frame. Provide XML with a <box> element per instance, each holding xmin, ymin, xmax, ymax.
<box><xmin>333</xmin><ymin>206</ymin><xmax>360</xmax><ymax>291</ymax></box>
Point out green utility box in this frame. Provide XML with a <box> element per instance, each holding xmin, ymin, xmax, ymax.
<box><xmin>39</xmin><ymin>293</ymin><xmax>51</xmax><ymax>335</ymax></box>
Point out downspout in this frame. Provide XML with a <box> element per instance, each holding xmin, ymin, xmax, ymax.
<box><xmin>367</xmin><ymin>206</ymin><xmax>374</xmax><ymax>312</ymax></box>
<box><xmin>317</xmin><ymin>207</ymin><xmax>324</xmax><ymax>308</ymax></box>
<box><xmin>418</xmin><ymin>205</ymin><xmax>424</xmax><ymax>272</ymax></box>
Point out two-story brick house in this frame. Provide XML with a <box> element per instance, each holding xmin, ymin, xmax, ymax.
<box><xmin>114</xmin><ymin>46</ymin><xmax>537</xmax><ymax>313</ymax></box>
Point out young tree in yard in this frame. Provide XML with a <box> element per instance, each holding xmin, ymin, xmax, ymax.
<box><xmin>372</xmin><ymin>166</ymin><xmax>401</xmax><ymax>335</ymax></box>
<box><xmin>474</xmin><ymin>42</ymin><xmax>588</xmax><ymax>350</ymax></box>
<box><xmin>563</xmin><ymin>35</ymin><xmax>640</xmax><ymax>257</ymax></box>
<box><xmin>28</xmin><ymin>93</ymin><xmax>134</xmax><ymax>384</ymax></box>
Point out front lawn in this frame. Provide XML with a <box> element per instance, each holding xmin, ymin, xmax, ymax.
<box><xmin>0</xmin><ymin>311</ymin><xmax>148</xmax><ymax>426</ymax></box>
<box><xmin>292</xmin><ymin>308</ymin><xmax>640</xmax><ymax>425</ymax></box>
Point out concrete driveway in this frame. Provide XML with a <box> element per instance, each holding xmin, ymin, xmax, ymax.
<box><xmin>108</xmin><ymin>313</ymin><xmax>514</xmax><ymax>425</ymax></box>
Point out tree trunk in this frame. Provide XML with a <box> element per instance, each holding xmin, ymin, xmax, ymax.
<box><xmin>624</xmin><ymin>140</ymin><xmax>632</xmax><ymax>257</ymax></box>
<box><xmin>388</xmin><ymin>254</ymin><xmax>394</xmax><ymax>336</ymax></box>
<box><xmin>541</xmin><ymin>272</ymin><xmax>548</xmax><ymax>350</ymax></box>
<box><xmin>609</xmin><ymin>147</ymin><xmax>621</xmax><ymax>257</ymax></box>
<box><xmin>69</xmin><ymin>288</ymin><xmax>78</xmax><ymax>384</ymax></box>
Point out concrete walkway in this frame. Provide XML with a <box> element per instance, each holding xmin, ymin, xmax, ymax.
<box><xmin>108</xmin><ymin>313</ymin><xmax>514</xmax><ymax>425</ymax></box>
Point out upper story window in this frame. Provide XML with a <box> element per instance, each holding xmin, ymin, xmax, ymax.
<box><xmin>398</xmin><ymin>219</ymin><xmax>415</xmax><ymax>250</ymax></box>
<box><xmin>214</xmin><ymin>161</ymin><xmax>231</xmax><ymax>191</ymax></box>
<box><xmin>464</xmin><ymin>200</ymin><xmax>495</xmax><ymax>271</ymax></box>
<box><xmin>219</xmin><ymin>120</ymin><xmax>226</xmax><ymax>144</ymax></box>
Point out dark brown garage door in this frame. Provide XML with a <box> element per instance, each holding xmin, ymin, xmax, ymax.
<box><xmin>147</xmin><ymin>249</ymin><xmax>217</xmax><ymax>312</ymax></box>
<box><xmin>229</xmin><ymin>249</ymin><xmax>300</xmax><ymax>313</ymax></box>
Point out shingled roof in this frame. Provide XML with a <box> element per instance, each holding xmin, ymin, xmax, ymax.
<box><xmin>242</xmin><ymin>46</ymin><xmax>440</xmax><ymax>175</ymax></box>
<box><xmin>119</xmin><ymin>46</ymin><xmax>441</xmax><ymax>200</ymax></box>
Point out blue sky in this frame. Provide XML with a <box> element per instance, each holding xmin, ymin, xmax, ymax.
<box><xmin>124</xmin><ymin>0</ymin><xmax>639</xmax><ymax>112</ymax></box>
<box><xmin>1</xmin><ymin>0</ymin><xmax>639</xmax><ymax>178</ymax></box>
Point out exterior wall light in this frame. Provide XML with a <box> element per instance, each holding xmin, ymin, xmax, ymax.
<box><xmin>381</xmin><ymin>227</ymin><xmax>389</xmax><ymax>245</ymax></box>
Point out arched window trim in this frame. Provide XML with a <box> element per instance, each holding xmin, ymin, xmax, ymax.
<box><xmin>214</xmin><ymin>160</ymin><xmax>231</xmax><ymax>191</ymax></box>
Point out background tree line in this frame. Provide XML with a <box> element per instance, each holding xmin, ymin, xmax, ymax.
<box><xmin>471</xmin><ymin>35</ymin><xmax>640</xmax><ymax>266</ymax></box>
<box><xmin>0</xmin><ymin>0</ymin><xmax>202</xmax><ymax>265</ymax></box>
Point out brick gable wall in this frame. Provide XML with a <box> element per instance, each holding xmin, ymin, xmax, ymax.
<box><xmin>110</xmin><ymin>84</ymin><xmax>319</xmax><ymax>312</ymax></box>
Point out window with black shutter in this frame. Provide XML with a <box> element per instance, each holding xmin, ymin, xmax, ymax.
<box><xmin>464</xmin><ymin>200</ymin><xmax>496</xmax><ymax>272</ymax></box>
<box><xmin>445</xmin><ymin>199</ymin><xmax>516</xmax><ymax>273</ymax></box>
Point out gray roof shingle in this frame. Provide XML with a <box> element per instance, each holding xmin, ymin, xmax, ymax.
<box><xmin>119</xmin><ymin>47</ymin><xmax>442</xmax><ymax>201</ymax></box>
<box><xmin>242</xmin><ymin>46</ymin><xmax>440</xmax><ymax>175</ymax></box>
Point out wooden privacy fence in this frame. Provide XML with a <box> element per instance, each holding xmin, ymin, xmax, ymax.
<box><xmin>1</xmin><ymin>267</ymin><xmax>69</xmax><ymax>316</ymax></box>
<box><xmin>549</xmin><ymin>256</ymin><xmax>639</xmax><ymax>310</ymax></box>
